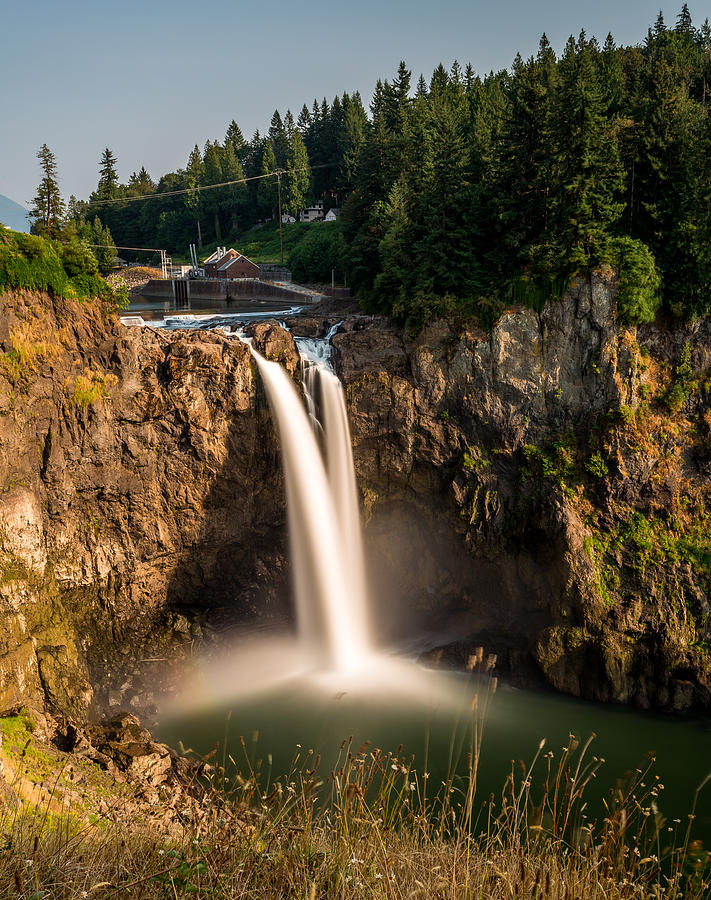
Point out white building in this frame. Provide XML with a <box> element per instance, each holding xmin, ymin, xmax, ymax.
<box><xmin>300</xmin><ymin>200</ymin><xmax>324</xmax><ymax>223</ymax></box>
<box><xmin>324</xmin><ymin>207</ymin><xmax>340</xmax><ymax>222</ymax></box>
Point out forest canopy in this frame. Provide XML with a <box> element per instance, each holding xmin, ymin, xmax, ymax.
<box><xmin>84</xmin><ymin>6</ymin><xmax>710</xmax><ymax>328</ymax></box>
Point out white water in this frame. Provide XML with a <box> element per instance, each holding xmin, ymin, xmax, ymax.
<box><xmin>251</xmin><ymin>329</ymin><xmax>372</xmax><ymax>673</ymax></box>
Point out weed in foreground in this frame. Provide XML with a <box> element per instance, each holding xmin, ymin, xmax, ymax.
<box><xmin>1</xmin><ymin>658</ymin><xmax>710</xmax><ymax>898</ymax></box>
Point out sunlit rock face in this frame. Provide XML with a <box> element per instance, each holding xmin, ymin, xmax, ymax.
<box><xmin>0</xmin><ymin>290</ymin><xmax>290</xmax><ymax>718</ymax></box>
<box><xmin>334</xmin><ymin>272</ymin><xmax>711</xmax><ymax>711</ymax></box>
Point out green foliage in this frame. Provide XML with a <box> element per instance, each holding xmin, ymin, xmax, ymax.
<box><xmin>0</xmin><ymin>230</ymin><xmax>110</xmax><ymax>301</ymax></box>
<box><xmin>391</xmin><ymin>291</ymin><xmax>460</xmax><ymax>333</ymax></box>
<box><xmin>610</xmin><ymin>237</ymin><xmax>661</xmax><ymax>324</ymax></box>
<box><xmin>585</xmin><ymin>450</ymin><xmax>609</xmax><ymax>478</ymax></box>
<box><xmin>53</xmin><ymin>11</ymin><xmax>711</xmax><ymax>324</ymax></box>
<box><xmin>60</xmin><ymin>239</ymin><xmax>99</xmax><ymax>277</ymax></box>
<box><xmin>522</xmin><ymin>434</ymin><xmax>580</xmax><ymax>495</ymax></box>
<box><xmin>28</xmin><ymin>143</ymin><xmax>65</xmax><ymax>237</ymax></box>
<box><xmin>585</xmin><ymin>498</ymin><xmax>711</xmax><ymax>615</ymax></box>
<box><xmin>288</xmin><ymin>223</ymin><xmax>343</xmax><ymax>283</ymax></box>
<box><xmin>508</xmin><ymin>274</ymin><xmax>569</xmax><ymax>313</ymax></box>
<box><xmin>463</xmin><ymin>448</ymin><xmax>491</xmax><ymax>472</ymax></box>
<box><xmin>664</xmin><ymin>341</ymin><xmax>697</xmax><ymax>413</ymax></box>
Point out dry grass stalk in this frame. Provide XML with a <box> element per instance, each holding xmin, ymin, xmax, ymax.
<box><xmin>1</xmin><ymin>675</ymin><xmax>709</xmax><ymax>898</ymax></box>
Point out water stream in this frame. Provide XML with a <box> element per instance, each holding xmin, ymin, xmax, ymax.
<box><xmin>249</xmin><ymin>330</ymin><xmax>371</xmax><ymax>672</ymax></box>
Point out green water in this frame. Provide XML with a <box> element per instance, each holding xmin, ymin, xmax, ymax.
<box><xmin>156</xmin><ymin>665</ymin><xmax>711</xmax><ymax>842</ymax></box>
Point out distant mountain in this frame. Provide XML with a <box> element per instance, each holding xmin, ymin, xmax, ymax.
<box><xmin>0</xmin><ymin>195</ymin><xmax>30</xmax><ymax>232</ymax></box>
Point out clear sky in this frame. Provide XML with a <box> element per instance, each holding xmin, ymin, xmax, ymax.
<box><xmin>1</xmin><ymin>0</ymin><xmax>706</xmax><ymax>209</ymax></box>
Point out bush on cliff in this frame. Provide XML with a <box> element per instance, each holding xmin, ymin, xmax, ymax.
<box><xmin>0</xmin><ymin>229</ymin><xmax>110</xmax><ymax>301</ymax></box>
<box><xmin>610</xmin><ymin>237</ymin><xmax>662</xmax><ymax>325</ymax></box>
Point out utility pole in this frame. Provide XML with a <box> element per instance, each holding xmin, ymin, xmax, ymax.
<box><xmin>276</xmin><ymin>169</ymin><xmax>285</xmax><ymax>264</ymax></box>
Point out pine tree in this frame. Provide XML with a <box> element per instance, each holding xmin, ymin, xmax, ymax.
<box><xmin>67</xmin><ymin>195</ymin><xmax>89</xmax><ymax>223</ymax></box>
<box><xmin>549</xmin><ymin>35</ymin><xmax>625</xmax><ymax>269</ymax></box>
<box><xmin>676</xmin><ymin>3</ymin><xmax>693</xmax><ymax>35</ymax></box>
<box><xmin>202</xmin><ymin>141</ymin><xmax>225</xmax><ymax>241</ymax></box>
<box><xmin>92</xmin><ymin>217</ymin><xmax>117</xmax><ymax>274</ymax></box>
<box><xmin>283</xmin><ymin>130</ymin><xmax>310</xmax><ymax>217</ymax></box>
<box><xmin>496</xmin><ymin>51</ymin><xmax>556</xmax><ymax>273</ymax></box>
<box><xmin>29</xmin><ymin>144</ymin><xmax>65</xmax><ymax>236</ymax></box>
<box><xmin>297</xmin><ymin>104</ymin><xmax>312</xmax><ymax>134</ymax></box>
<box><xmin>98</xmin><ymin>148</ymin><xmax>119</xmax><ymax>198</ymax></box>
<box><xmin>339</xmin><ymin>93</ymin><xmax>368</xmax><ymax>194</ymax></box>
<box><xmin>268</xmin><ymin>110</ymin><xmax>288</xmax><ymax>167</ymax></box>
<box><xmin>258</xmin><ymin>141</ymin><xmax>278</xmax><ymax>219</ymax></box>
<box><xmin>221</xmin><ymin>142</ymin><xmax>247</xmax><ymax>232</ymax></box>
<box><xmin>185</xmin><ymin>144</ymin><xmax>204</xmax><ymax>246</ymax></box>
<box><xmin>224</xmin><ymin>120</ymin><xmax>246</xmax><ymax>157</ymax></box>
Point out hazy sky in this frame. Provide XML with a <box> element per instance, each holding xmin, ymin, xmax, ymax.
<box><xmin>1</xmin><ymin>0</ymin><xmax>706</xmax><ymax>208</ymax></box>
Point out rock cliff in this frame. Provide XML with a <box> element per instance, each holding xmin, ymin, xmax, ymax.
<box><xmin>1</xmin><ymin>274</ymin><xmax>709</xmax><ymax>719</ymax></box>
<box><xmin>0</xmin><ymin>291</ymin><xmax>290</xmax><ymax>718</ymax></box>
<box><xmin>333</xmin><ymin>270</ymin><xmax>711</xmax><ymax>709</ymax></box>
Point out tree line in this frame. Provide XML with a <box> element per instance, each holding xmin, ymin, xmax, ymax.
<box><xmin>28</xmin><ymin>5</ymin><xmax>711</xmax><ymax>326</ymax></box>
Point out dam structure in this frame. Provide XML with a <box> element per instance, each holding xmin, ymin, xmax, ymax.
<box><xmin>141</xmin><ymin>276</ymin><xmax>327</xmax><ymax>307</ymax></box>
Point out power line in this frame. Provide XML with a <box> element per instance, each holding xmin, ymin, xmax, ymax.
<box><xmin>86</xmin><ymin>162</ymin><xmax>334</xmax><ymax>208</ymax></box>
<box><xmin>82</xmin><ymin>243</ymin><xmax>162</xmax><ymax>252</ymax></box>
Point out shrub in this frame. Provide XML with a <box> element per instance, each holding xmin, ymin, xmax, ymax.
<box><xmin>610</xmin><ymin>237</ymin><xmax>661</xmax><ymax>325</ymax></box>
<box><xmin>61</xmin><ymin>239</ymin><xmax>99</xmax><ymax>277</ymax></box>
<box><xmin>288</xmin><ymin>224</ymin><xmax>343</xmax><ymax>283</ymax></box>
<box><xmin>0</xmin><ymin>229</ymin><xmax>109</xmax><ymax>301</ymax></box>
<box><xmin>585</xmin><ymin>451</ymin><xmax>609</xmax><ymax>479</ymax></box>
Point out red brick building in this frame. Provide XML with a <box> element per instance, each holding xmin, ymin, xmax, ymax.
<box><xmin>203</xmin><ymin>247</ymin><xmax>239</xmax><ymax>278</ymax></box>
<box><xmin>217</xmin><ymin>253</ymin><xmax>260</xmax><ymax>280</ymax></box>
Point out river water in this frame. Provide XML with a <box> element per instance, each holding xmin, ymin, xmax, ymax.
<box><xmin>155</xmin><ymin>665</ymin><xmax>711</xmax><ymax>841</ymax></box>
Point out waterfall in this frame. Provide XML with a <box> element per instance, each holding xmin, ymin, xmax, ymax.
<box><xmin>251</xmin><ymin>332</ymin><xmax>372</xmax><ymax>673</ymax></box>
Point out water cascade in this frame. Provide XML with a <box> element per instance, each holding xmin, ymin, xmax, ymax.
<box><xmin>250</xmin><ymin>332</ymin><xmax>372</xmax><ymax>673</ymax></box>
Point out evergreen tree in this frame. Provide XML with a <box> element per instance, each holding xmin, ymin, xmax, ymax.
<box><xmin>67</xmin><ymin>195</ymin><xmax>89</xmax><ymax>223</ymax></box>
<box><xmin>257</xmin><ymin>141</ymin><xmax>278</xmax><ymax>219</ymax></box>
<box><xmin>549</xmin><ymin>34</ymin><xmax>625</xmax><ymax>269</ymax></box>
<box><xmin>202</xmin><ymin>141</ymin><xmax>225</xmax><ymax>241</ymax></box>
<box><xmin>297</xmin><ymin>104</ymin><xmax>312</xmax><ymax>134</ymax></box>
<box><xmin>92</xmin><ymin>217</ymin><xmax>117</xmax><ymax>274</ymax></box>
<box><xmin>268</xmin><ymin>110</ymin><xmax>288</xmax><ymax>167</ymax></box>
<box><xmin>185</xmin><ymin>144</ymin><xmax>204</xmax><ymax>246</ymax></box>
<box><xmin>224</xmin><ymin>120</ymin><xmax>245</xmax><ymax>156</ymax></box>
<box><xmin>283</xmin><ymin>130</ymin><xmax>310</xmax><ymax>217</ymax></box>
<box><xmin>339</xmin><ymin>92</ymin><xmax>368</xmax><ymax>194</ymax></box>
<box><xmin>97</xmin><ymin>148</ymin><xmax>119</xmax><ymax>198</ymax></box>
<box><xmin>29</xmin><ymin>144</ymin><xmax>65</xmax><ymax>236</ymax></box>
<box><xmin>676</xmin><ymin>3</ymin><xmax>693</xmax><ymax>35</ymax></box>
<box><xmin>221</xmin><ymin>142</ymin><xmax>247</xmax><ymax>232</ymax></box>
<box><xmin>496</xmin><ymin>51</ymin><xmax>556</xmax><ymax>273</ymax></box>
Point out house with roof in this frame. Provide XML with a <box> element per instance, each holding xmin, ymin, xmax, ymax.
<box><xmin>217</xmin><ymin>253</ymin><xmax>260</xmax><ymax>280</ymax></box>
<box><xmin>299</xmin><ymin>200</ymin><xmax>324</xmax><ymax>223</ymax></box>
<box><xmin>203</xmin><ymin>247</ymin><xmax>239</xmax><ymax>278</ymax></box>
<box><xmin>324</xmin><ymin>207</ymin><xmax>340</xmax><ymax>222</ymax></box>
